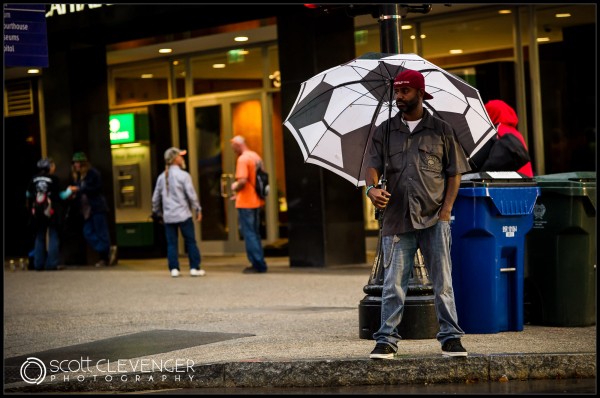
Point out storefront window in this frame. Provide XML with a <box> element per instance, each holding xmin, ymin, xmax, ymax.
<box><xmin>111</xmin><ymin>62</ymin><xmax>170</xmax><ymax>105</ymax></box>
<box><xmin>190</xmin><ymin>46</ymin><xmax>264</xmax><ymax>95</ymax></box>
<box><xmin>354</xmin><ymin>22</ymin><xmax>416</xmax><ymax>55</ymax></box>
<box><xmin>419</xmin><ymin>8</ymin><xmax>514</xmax><ymax>65</ymax></box>
<box><xmin>172</xmin><ymin>59</ymin><xmax>186</xmax><ymax>99</ymax></box>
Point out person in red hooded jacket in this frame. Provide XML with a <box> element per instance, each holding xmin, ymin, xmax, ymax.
<box><xmin>480</xmin><ymin>99</ymin><xmax>534</xmax><ymax>177</ymax></box>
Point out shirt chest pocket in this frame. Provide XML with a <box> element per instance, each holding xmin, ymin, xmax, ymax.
<box><xmin>387</xmin><ymin>142</ymin><xmax>406</xmax><ymax>172</ymax></box>
<box><xmin>419</xmin><ymin>144</ymin><xmax>443</xmax><ymax>173</ymax></box>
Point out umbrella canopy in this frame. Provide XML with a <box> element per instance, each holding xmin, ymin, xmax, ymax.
<box><xmin>283</xmin><ymin>53</ymin><xmax>496</xmax><ymax>187</ymax></box>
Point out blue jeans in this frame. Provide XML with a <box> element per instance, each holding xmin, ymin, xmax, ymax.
<box><xmin>373</xmin><ymin>221</ymin><xmax>464</xmax><ymax>350</ymax></box>
<box><xmin>164</xmin><ymin>217</ymin><xmax>201</xmax><ymax>270</ymax></box>
<box><xmin>34</xmin><ymin>222</ymin><xmax>60</xmax><ymax>270</ymax></box>
<box><xmin>237</xmin><ymin>208</ymin><xmax>267</xmax><ymax>272</ymax></box>
<box><xmin>83</xmin><ymin>212</ymin><xmax>111</xmax><ymax>261</ymax></box>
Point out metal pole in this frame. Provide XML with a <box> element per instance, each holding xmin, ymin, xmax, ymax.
<box><xmin>379</xmin><ymin>3</ymin><xmax>434</xmax><ymax>292</ymax></box>
<box><xmin>528</xmin><ymin>5</ymin><xmax>545</xmax><ymax>175</ymax></box>
<box><xmin>413</xmin><ymin>22</ymin><xmax>423</xmax><ymax>55</ymax></box>
<box><xmin>359</xmin><ymin>4</ymin><xmax>437</xmax><ymax>340</ymax></box>
<box><xmin>379</xmin><ymin>4</ymin><xmax>405</xmax><ymax>54</ymax></box>
<box><xmin>362</xmin><ymin>2</ymin><xmax>410</xmax><ymax>304</ymax></box>
<box><xmin>513</xmin><ymin>6</ymin><xmax>529</xmax><ymax>147</ymax></box>
<box><xmin>364</xmin><ymin>3</ymin><xmax>409</xmax><ymax>293</ymax></box>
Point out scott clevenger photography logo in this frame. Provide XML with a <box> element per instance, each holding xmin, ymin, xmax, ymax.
<box><xmin>20</xmin><ymin>357</ymin><xmax>47</xmax><ymax>384</ymax></box>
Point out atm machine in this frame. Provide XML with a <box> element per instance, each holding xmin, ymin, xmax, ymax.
<box><xmin>109</xmin><ymin>112</ymin><xmax>157</xmax><ymax>255</ymax></box>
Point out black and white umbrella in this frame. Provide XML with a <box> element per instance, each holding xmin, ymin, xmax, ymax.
<box><xmin>283</xmin><ymin>53</ymin><xmax>496</xmax><ymax>186</ymax></box>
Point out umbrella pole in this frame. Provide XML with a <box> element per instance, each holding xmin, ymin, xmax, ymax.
<box><xmin>365</xmin><ymin>75</ymin><xmax>393</xmax><ymax>290</ymax></box>
<box><xmin>358</xmin><ymin>79</ymin><xmax>392</xmax><ymax>339</ymax></box>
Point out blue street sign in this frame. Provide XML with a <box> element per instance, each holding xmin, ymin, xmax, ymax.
<box><xmin>4</xmin><ymin>4</ymin><xmax>49</xmax><ymax>67</ymax></box>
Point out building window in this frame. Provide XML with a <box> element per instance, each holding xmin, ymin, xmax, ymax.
<box><xmin>191</xmin><ymin>45</ymin><xmax>265</xmax><ymax>95</ymax></box>
<box><xmin>111</xmin><ymin>62</ymin><xmax>170</xmax><ymax>105</ymax></box>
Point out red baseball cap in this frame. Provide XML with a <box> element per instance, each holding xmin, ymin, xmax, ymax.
<box><xmin>393</xmin><ymin>69</ymin><xmax>433</xmax><ymax>100</ymax></box>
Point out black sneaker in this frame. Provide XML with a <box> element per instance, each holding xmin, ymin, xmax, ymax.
<box><xmin>442</xmin><ymin>338</ymin><xmax>468</xmax><ymax>357</ymax></box>
<box><xmin>242</xmin><ymin>266</ymin><xmax>266</xmax><ymax>274</ymax></box>
<box><xmin>369</xmin><ymin>343</ymin><xmax>396</xmax><ymax>359</ymax></box>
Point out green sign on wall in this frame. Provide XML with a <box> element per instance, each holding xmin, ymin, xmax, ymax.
<box><xmin>109</xmin><ymin>113</ymin><xmax>135</xmax><ymax>144</ymax></box>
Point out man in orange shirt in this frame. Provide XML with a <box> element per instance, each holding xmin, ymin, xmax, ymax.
<box><xmin>230</xmin><ymin>135</ymin><xmax>268</xmax><ymax>274</ymax></box>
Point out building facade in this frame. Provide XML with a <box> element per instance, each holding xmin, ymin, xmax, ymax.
<box><xmin>4</xmin><ymin>4</ymin><xmax>596</xmax><ymax>266</ymax></box>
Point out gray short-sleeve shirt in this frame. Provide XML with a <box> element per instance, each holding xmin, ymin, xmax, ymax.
<box><xmin>366</xmin><ymin>111</ymin><xmax>471</xmax><ymax>236</ymax></box>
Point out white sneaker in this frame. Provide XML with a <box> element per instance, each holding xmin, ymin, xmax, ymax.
<box><xmin>170</xmin><ymin>269</ymin><xmax>180</xmax><ymax>277</ymax></box>
<box><xmin>190</xmin><ymin>268</ymin><xmax>206</xmax><ymax>277</ymax></box>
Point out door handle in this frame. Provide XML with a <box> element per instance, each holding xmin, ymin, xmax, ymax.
<box><xmin>220</xmin><ymin>174</ymin><xmax>234</xmax><ymax>198</ymax></box>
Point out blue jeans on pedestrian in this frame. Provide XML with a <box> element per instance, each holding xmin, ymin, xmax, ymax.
<box><xmin>83</xmin><ymin>212</ymin><xmax>111</xmax><ymax>261</ymax></box>
<box><xmin>237</xmin><ymin>208</ymin><xmax>267</xmax><ymax>272</ymax></box>
<box><xmin>373</xmin><ymin>221</ymin><xmax>464</xmax><ymax>350</ymax></box>
<box><xmin>34</xmin><ymin>222</ymin><xmax>60</xmax><ymax>270</ymax></box>
<box><xmin>164</xmin><ymin>217</ymin><xmax>201</xmax><ymax>271</ymax></box>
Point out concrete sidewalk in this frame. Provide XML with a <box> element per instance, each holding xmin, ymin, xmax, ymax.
<box><xmin>3</xmin><ymin>255</ymin><xmax>596</xmax><ymax>393</ymax></box>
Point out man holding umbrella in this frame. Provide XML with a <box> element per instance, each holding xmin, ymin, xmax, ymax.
<box><xmin>365</xmin><ymin>69</ymin><xmax>471</xmax><ymax>359</ymax></box>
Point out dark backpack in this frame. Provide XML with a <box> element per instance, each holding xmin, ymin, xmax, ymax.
<box><xmin>32</xmin><ymin>180</ymin><xmax>54</xmax><ymax>219</ymax></box>
<box><xmin>255</xmin><ymin>162</ymin><xmax>270</xmax><ymax>199</ymax></box>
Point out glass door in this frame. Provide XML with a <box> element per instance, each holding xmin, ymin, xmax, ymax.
<box><xmin>186</xmin><ymin>90</ymin><xmax>276</xmax><ymax>254</ymax></box>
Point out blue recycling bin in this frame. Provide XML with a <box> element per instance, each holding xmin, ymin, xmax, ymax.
<box><xmin>450</xmin><ymin>173</ymin><xmax>540</xmax><ymax>334</ymax></box>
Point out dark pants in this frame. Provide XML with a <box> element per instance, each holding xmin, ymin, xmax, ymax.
<box><xmin>238</xmin><ymin>208</ymin><xmax>267</xmax><ymax>272</ymax></box>
<box><xmin>164</xmin><ymin>217</ymin><xmax>201</xmax><ymax>270</ymax></box>
<box><xmin>83</xmin><ymin>212</ymin><xmax>111</xmax><ymax>261</ymax></box>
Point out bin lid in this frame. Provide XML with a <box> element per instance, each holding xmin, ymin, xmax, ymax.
<box><xmin>460</xmin><ymin>171</ymin><xmax>537</xmax><ymax>187</ymax></box>
<box><xmin>534</xmin><ymin>172</ymin><xmax>596</xmax><ymax>199</ymax></box>
<box><xmin>535</xmin><ymin>171</ymin><xmax>596</xmax><ymax>183</ymax></box>
<box><xmin>458</xmin><ymin>184</ymin><xmax>540</xmax><ymax>215</ymax></box>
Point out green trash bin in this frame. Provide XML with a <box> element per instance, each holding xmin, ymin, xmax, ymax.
<box><xmin>525</xmin><ymin>172</ymin><xmax>596</xmax><ymax>326</ymax></box>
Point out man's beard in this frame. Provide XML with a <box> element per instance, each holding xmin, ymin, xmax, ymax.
<box><xmin>396</xmin><ymin>97</ymin><xmax>419</xmax><ymax>113</ymax></box>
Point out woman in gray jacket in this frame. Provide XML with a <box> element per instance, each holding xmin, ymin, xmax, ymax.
<box><xmin>152</xmin><ymin>147</ymin><xmax>205</xmax><ymax>278</ymax></box>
